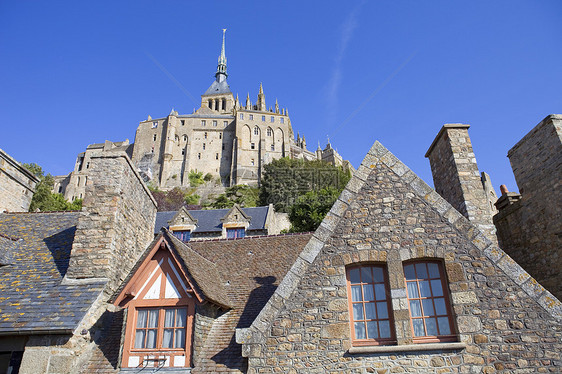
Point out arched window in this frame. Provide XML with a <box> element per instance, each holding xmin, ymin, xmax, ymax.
<box><xmin>254</xmin><ymin>126</ymin><xmax>259</xmax><ymax>136</ymax></box>
<box><xmin>403</xmin><ymin>261</ymin><xmax>455</xmax><ymax>343</ymax></box>
<box><xmin>267</xmin><ymin>128</ymin><xmax>272</xmax><ymax>137</ymax></box>
<box><xmin>208</xmin><ymin>100</ymin><xmax>212</xmax><ymax>109</ymax></box>
<box><xmin>222</xmin><ymin>98</ymin><xmax>226</xmax><ymax>110</ymax></box>
<box><xmin>346</xmin><ymin>264</ymin><xmax>394</xmax><ymax>345</ymax></box>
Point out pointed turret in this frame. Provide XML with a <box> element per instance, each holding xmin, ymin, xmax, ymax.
<box><xmin>246</xmin><ymin>92</ymin><xmax>251</xmax><ymax>109</ymax></box>
<box><xmin>257</xmin><ymin>82</ymin><xmax>266</xmax><ymax>111</ymax></box>
<box><xmin>275</xmin><ymin>99</ymin><xmax>279</xmax><ymax>114</ymax></box>
<box><xmin>215</xmin><ymin>29</ymin><xmax>228</xmax><ymax>83</ymax></box>
<box><xmin>235</xmin><ymin>94</ymin><xmax>240</xmax><ymax>109</ymax></box>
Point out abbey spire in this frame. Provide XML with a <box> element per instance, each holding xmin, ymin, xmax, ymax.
<box><xmin>215</xmin><ymin>29</ymin><xmax>228</xmax><ymax>83</ymax></box>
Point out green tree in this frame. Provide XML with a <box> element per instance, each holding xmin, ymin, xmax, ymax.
<box><xmin>288</xmin><ymin>187</ymin><xmax>340</xmax><ymax>232</ymax></box>
<box><xmin>188</xmin><ymin>170</ymin><xmax>204</xmax><ymax>187</ymax></box>
<box><xmin>259</xmin><ymin>158</ymin><xmax>351</xmax><ymax>213</ymax></box>
<box><xmin>24</xmin><ymin>164</ymin><xmax>82</xmax><ymax>212</ymax></box>
<box><xmin>205</xmin><ymin>185</ymin><xmax>259</xmax><ymax>209</ymax></box>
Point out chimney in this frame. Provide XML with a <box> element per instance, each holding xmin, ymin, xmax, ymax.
<box><xmin>425</xmin><ymin>124</ymin><xmax>496</xmax><ymax>241</ymax></box>
<box><xmin>65</xmin><ymin>151</ymin><xmax>157</xmax><ymax>294</ymax></box>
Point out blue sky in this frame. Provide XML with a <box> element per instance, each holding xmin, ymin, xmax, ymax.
<box><xmin>1</xmin><ymin>1</ymin><xmax>561</xmax><ymax>192</ymax></box>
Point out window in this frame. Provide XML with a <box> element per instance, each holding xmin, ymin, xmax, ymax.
<box><xmin>173</xmin><ymin>230</ymin><xmax>191</xmax><ymax>242</ymax></box>
<box><xmin>208</xmin><ymin>100</ymin><xmax>212</xmax><ymax>109</ymax></box>
<box><xmin>250</xmin><ymin>159</ymin><xmax>255</xmax><ymax>166</ymax></box>
<box><xmin>249</xmin><ymin>114</ymin><xmax>253</xmax><ymax>120</ymax></box>
<box><xmin>261</xmin><ymin>115</ymin><xmax>266</xmax><ymax>122</ymax></box>
<box><xmin>201</xmin><ymin>120</ymin><xmax>206</xmax><ymax>127</ymax></box>
<box><xmin>270</xmin><ymin>116</ymin><xmax>274</xmax><ymax>122</ymax></box>
<box><xmin>204</xmin><ymin>132</ymin><xmax>207</xmax><ymax>139</ymax></box>
<box><xmin>239</xmin><ymin>113</ymin><xmax>244</xmax><ymax>120</ymax></box>
<box><xmin>222</xmin><ymin>99</ymin><xmax>226</xmax><ymax>110</ymax></box>
<box><xmin>404</xmin><ymin>261</ymin><xmax>455</xmax><ymax>343</ymax></box>
<box><xmin>271</xmin><ymin>144</ymin><xmax>275</xmax><ymax>151</ymax></box>
<box><xmin>280</xmin><ymin>118</ymin><xmax>284</xmax><ymax>124</ymax></box>
<box><xmin>254</xmin><ymin>126</ymin><xmax>259</xmax><ymax>136</ymax></box>
<box><xmin>222</xmin><ymin>144</ymin><xmax>225</xmax><ymax>150</ymax></box>
<box><xmin>267</xmin><ymin>128</ymin><xmax>272</xmax><ymax>136</ymax></box>
<box><xmin>181</xmin><ymin>149</ymin><xmax>185</xmax><ymax>156</ymax></box>
<box><xmin>198</xmin><ymin>153</ymin><xmax>201</xmax><ymax>159</ymax></box>
<box><xmin>226</xmin><ymin>228</ymin><xmax>245</xmax><ymax>239</ymax></box>
<box><xmin>216</xmin><ymin>153</ymin><xmax>219</xmax><ymax>160</ymax></box>
<box><xmin>153</xmin><ymin>134</ymin><xmax>157</xmax><ymax>141</ymax></box>
<box><xmin>86</xmin><ymin>162</ymin><xmax>90</xmax><ymax>169</ymax></box>
<box><xmin>202</xmin><ymin>143</ymin><xmax>205</xmax><ymax>150</ymax></box>
<box><xmin>223</xmin><ymin>121</ymin><xmax>228</xmax><ymax>127</ymax></box>
<box><xmin>213</xmin><ymin>120</ymin><xmax>217</xmax><ymax>127</ymax></box>
<box><xmin>346</xmin><ymin>265</ymin><xmax>394</xmax><ymax>345</ymax></box>
<box><xmin>251</xmin><ymin>143</ymin><xmax>255</xmax><ymax>150</ymax></box>
<box><xmin>181</xmin><ymin>120</ymin><xmax>185</xmax><ymax>126</ymax></box>
<box><xmin>183</xmin><ymin>135</ymin><xmax>187</xmax><ymax>141</ymax></box>
<box><xmin>219</xmin><ymin>133</ymin><xmax>222</xmax><ymax>139</ymax></box>
<box><xmin>152</xmin><ymin>121</ymin><xmax>158</xmax><ymax>128</ymax></box>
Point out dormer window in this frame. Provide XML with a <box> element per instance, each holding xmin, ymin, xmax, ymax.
<box><xmin>173</xmin><ymin>230</ymin><xmax>191</xmax><ymax>242</ymax></box>
<box><xmin>226</xmin><ymin>228</ymin><xmax>245</xmax><ymax>239</ymax></box>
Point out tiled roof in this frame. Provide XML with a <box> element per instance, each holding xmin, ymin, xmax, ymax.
<box><xmin>0</xmin><ymin>212</ymin><xmax>106</xmax><ymax>334</ymax></box>
<box><xmin>155</xmin><ymin>206</ymin><xmax>270</xmax><ymax>234</ymax></box>
<box><xmin>187</xmin><ymin>233</ymin><xmax>312</xmax><ymax>373</ymax></box>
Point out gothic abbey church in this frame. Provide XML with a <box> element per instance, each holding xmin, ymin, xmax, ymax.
<box><xmin>131</xmin><ymin>30</ymin><xmax>348</xmax><ymax>189</ymax></box>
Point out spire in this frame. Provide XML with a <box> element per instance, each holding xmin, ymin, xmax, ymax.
<box><xmin>235</xmin><ymin>94</ymin><xmax>240</xmax><ymax>109</ymax></box>
<box><xmin>257</xmin><ymin>82</ymin><xmax>266</xmax><ymax>111</ymax></box>
<box><xmin>215</xmin><ymin>29</ymin><xmax>228</xmax><ymax>83</ymax></box>
<box><xmin>259</xmin><ymin>82</ymin><xmax>264</xmax><ymax>95</ymax></box>
<box><xmin>246</xmin><ymin>92</ymin><xmax>251</xmax><ymax>108</ymax></box>
<box><xmin>275</xmin><ymin>98</ymin><xmax>279</xmax><ymax>113</ymax></box>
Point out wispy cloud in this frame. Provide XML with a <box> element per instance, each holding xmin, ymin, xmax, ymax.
<box><xmin>326</xmin><ymin>2</ymin><xmax>365</xmax><ymax>127</ymax></box>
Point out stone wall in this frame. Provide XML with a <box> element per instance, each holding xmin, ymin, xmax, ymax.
<box><xmin>66</xmin><ymin>151</ymin><xmax>157</xmax><ymax>295</ymax></box>
<box><xmin>494</xmin><ymin>114</ymin><xmax>562</xmax><ymax>300</ymax></box>
<box><xmin>0</xmin><ymin>148</ymin><xmax>39</xmax><ymax>212</ymax></box>
<box><xmin>238</xmin><ymin>142</ymin><xmax>562</xmax><ymax>373</ymax></box>
<box><xmin>192</xmin><ymin>302</ymin><xmax>223</xmax><ymax>365</ymax></box>
<box><xmin>426</xmin><ymin>124</ymin><xmax>497</xmax><ymax>242</ymax></box>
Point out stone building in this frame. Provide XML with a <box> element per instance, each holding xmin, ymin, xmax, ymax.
<box><xmin>493</xmin><ymin>114</ymin><xmax>562</xmax><ymax>300</ymax></box>
<box><xmin>130</xmin><ymin>30</ymin><xmax>348</xmax><ymax>189</ymax></box>
<box><xmin>53</xmin><ymin>140</ymin><xmax>133</xmax><ymax>202</ymax></box>
<box><xmin>1</xmin><ymin>115</ymin><xmax>561</xmax><ymax>373</ymax></box>
<box><xmin>0</xmin><ymin>148</ymin><xmax>39</xmax><ymax>212</ymax></box>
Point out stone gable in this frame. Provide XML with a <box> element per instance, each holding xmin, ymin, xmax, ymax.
<box><xmin>237</xmin><ymin>141</ymin><xmax>562</xmax><ymax>373</ymax></box>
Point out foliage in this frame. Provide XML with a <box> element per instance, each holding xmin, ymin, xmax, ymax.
<box><xmin>151</xmin><ymin>187</ymin><xmax>200</xmax><ymax>212</ymax></box>
<box><xmin>24</xmin><ymin>163</ymin><xmax>82</xmax><ymax>212</ymax></box>
<box><xmin>205</xmin><ymin>185</ymin><xmax>259</xmax><ymax>209</ymax></box>
<box><xmin>203</xmin><ymin>173</ymin><xmax>213</xmax><ymax>182</ymax></box>
<box><xmin>259</xmin><ymin>157</ymin><xmax>351</xmax><ymax>213</ymax></box>
<box><xmin>288</xmin><ymin>187</ymin><xmax>340</xmax><ymax>232</ymax></box>
<box><xmin>188</xmin><ymin>170</ymin><xmax>204</xmax><ymax>187</ymax></box>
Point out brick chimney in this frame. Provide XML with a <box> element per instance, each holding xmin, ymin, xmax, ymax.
<box><xmin>66</xmin><ymin>151</ymin><xmax>157</xmax><ymax>294</ymax></box>
<box><xmin>425</xmin><ymin>124</ymin><xmax>497</xmax><ymax>241</ymax></box>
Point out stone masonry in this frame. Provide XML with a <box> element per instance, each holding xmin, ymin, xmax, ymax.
<box><xmin>426</xmin><ymin>124</ymin><xmax>498</xmax><ymax>243</ymax></box>
<box><xmin>0</xmin><ymin>148</ymin><xmax>39</xmax><ymax>212</ymax></box>
<box><xmin>237</xmin><ymin>141</ymin><xmax>562</xmax><ymax>373</ymax></box>
<box><xmin>66</xmin><ymin>151</ymin><xmax>157</xmax><ymax>295</ymax></box>
<box><xmin>494</xmin><ymin>114</ymin><xmax>562</xmax><ymax>300</ymax></box>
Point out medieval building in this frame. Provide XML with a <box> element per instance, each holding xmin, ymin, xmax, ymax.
<box><xmin>0</xmin><ymin>114</ymin><xmax>560</xmax><ymax>373</ymax></box>
<box><xmin>0</xmin><ymin>148</ymin><xmax>39</xmax><ymax>213</ymax></box>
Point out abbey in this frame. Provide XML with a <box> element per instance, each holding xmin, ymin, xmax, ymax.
<box><xmin>131</xmin><ymin>30</ymin><xmax>349</xmax><ymax>189</ymax></box>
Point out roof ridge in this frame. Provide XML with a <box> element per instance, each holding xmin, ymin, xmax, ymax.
<box><xmin>190</xmin><ymin>231</ymin><xmax>314</xmax><ymax>243</ymax></box>
<box><xmin>1</xmin><ymin>210</ymin><xmax>81</xmax><ymax>215</ymax></box>
<box><xmin>0</xmin><ymin>233</ymin><xmax>19</xmax><ymax>241</ymax></box>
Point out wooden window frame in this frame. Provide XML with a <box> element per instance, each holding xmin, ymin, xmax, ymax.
<box><xmin>346</xmin><ymin>264</ymin><xmax>396</xmax><ymax>346</ymax></box>
<box><xmin>226</xmin><ymin>227</ymin><xmax>245</xmax><ymax>239</ymax></box>
<box><xmin>403</xmin><ymin>260</ymin><xmax>456</xmax><ymax>343</ymax></box>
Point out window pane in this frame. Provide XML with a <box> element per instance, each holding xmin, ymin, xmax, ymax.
<box><xmin>162</xmin><ymin>329</ymin><xmax>173</xmax><ymax>348</ymax></box>
<box><xmin>175</xmin><ymin>328</ymin><xmax>186</xmax><ymax>348</ymax></box>
<box><xmin>164</xmin><ymin>309</ymin><xmax>175</xmax><ymax>328</ymax></box>
<box><xmin>415</xmin><ymin>263</ymin><xmax>428</xmax><ymax>279</ymax></box>
<box><xmin>428</xmin><ymin>263</ymin><xmax>440</xmax><ymax>278</ymax></box>
<box><xmin>422</xmin><ymin>299</ymin><xmax>434</xmax><ymax>316</ymax></box>
<box><xmin>379</xmin><ymin>320</ymin><xmax>391</xmax><ymax>338</ymax></box>
<box><xmin>363</xmin><ymin>285</ymin><xmax>374</xmax><ymax>301</ymax></box>
<box><xmin>176</xmin><ymin>308</ymin><xmax>187</xmax><ymax>327</ymax></box>
<box><xmin>438</xmin><ymin>317</ymin><xmax>451</xmax><ymax>335</ymax></box>
<box><xmin>367</xmin><ymin>321</ymin><xmax>378</xmax><ymax>339</ymax></box>
<box><xmin>361</xmin><ymin>267</ymin><xmax>373</xmax><ymax>283</ymax></box>
<box><xmin>426</xmin><ymin>318</ymin><xmax>438</xmax><ymax>336</ymax></box>
<box><xmin>136</xmin><ymin>310</ymin><xmax>147</xmax><ymax>328</ymax></box>
<box><xmin>434</xmin><ymin>298</ymin><xmax>447</xmax><ymax>315</ymax></box>
<box><xmin>351</xmin><ymin>285</ymin><xmax>362</xmax><ymax>302</ymax></box>
<box><xmin>407</xmin><ymin>282</ymin><xmax>419</xmax><ymax>298</ymax></box>
<box><xmin>430</xmin><ymin>279</ymin><xmax>443</xmax><ymax>296</ymax></box>
<box><xmin>377</xmin><ymin>302</ymin><xmax>388</xmax><ymax>319</ymax></box>
<box><xmin>374</xmin><ymin>284</ymin><xmax>386</xmax><ymax>301</ymax></box>
<box><xmin>146</xmin><ymin>329</ymin><xmax>157</xmax><ymax>349</ymax></box>
<box><xmin>412</xmin><ymin>319</ymin><xmax>425</xmax><ymax>337</ymax></box>
<box><xmin>410</xmin><ymin>300</ymin><xmax>422</xmax><ymax>317</ymax></box>
<box><xmin>148</xmin><ymin>310</ymin><xmax>159</xmax><ymax>328</ymax></box>
<box><xmin>353</xmin><ymin>303</ymin><xmax>364</xmax><ymax>320</ymax></box>
<box><xmin>372</xmin><ymin>267</ymin><xmax>384</xmax><ymax>283</ymax></box>
<box><xmin>365</xmin><ymin>303</ymin><xmax>376</xmax><ymax>320</ymax></box>
<box><xmin>134</xmin><ymin>330</ymin><xmax>146</xmax><ymax>348</ymax></box>
<box><xmin>404</xmin><ymin>264</ymin><xmax>416</xmax><ymax>280</ymax></box>
<box><xmin>349</xmin><ymin>268</ymin><xmax>360</xmax><ymax>284</ymax></box>
<box><xmin>419</xmin><ymin>280</ymin><xmax>432</xmax><ymax>297</ymax></box>
<box><xmin>354</xmin><ymin>322</ymin><xmax>366</xmax><ymax>339</ymax></box>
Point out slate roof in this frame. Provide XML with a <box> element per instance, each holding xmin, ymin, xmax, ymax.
<box><xmin>0</xmin><ymin>212</ymin><xmax>106</xmax><ymax>334</ymax></box>
<box><xmin>204</xmin><ymin>79</ymin><xmax>232</xmax><ymax>95</ymax></box>
<box><xmin>155</xmin><ymin>206</ymin><xmax>270</xmax><ymax>234</ymax></box>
